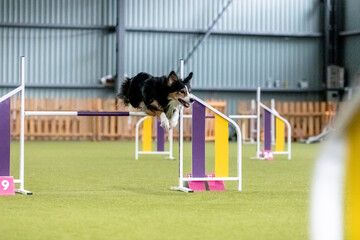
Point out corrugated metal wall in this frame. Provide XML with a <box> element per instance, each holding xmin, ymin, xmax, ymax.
<box><xmin>126</xmin><ymin>0</ymin><xmax>323</xmax><ymax>89</ymax></box>
<box><xmin>125</xmin><ymin>0</ymin><xmax>324</xmax><ymax>113</ymax></box>
<box><xmin>126</xmin><ymin>32</ymin><xmax>322</xmax><ymax>90</ymax></box>
<box><xmin>0</xmin><ymin>0</ymin><xmax>117</xmax><ymax>98</ymax></box>
<box><xmin>343</xmin><ymin>0</ymin><xmax>360</xmax><ymax>87</ymax></box>
<box><xmin>127</xmin><ymin>0</ymin><xmax>321</xmax><ymax>32</ymax></box>
<box><xmin>1</xmin><ymin>0</ymin><xmax>324</xmax><ymax>114</ymax></box>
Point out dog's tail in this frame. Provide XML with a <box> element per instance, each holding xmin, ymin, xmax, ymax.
<box><xmin>117</xmin><ymin>77</ymin><xmax>131</xmax><ymax>105</ymax></box>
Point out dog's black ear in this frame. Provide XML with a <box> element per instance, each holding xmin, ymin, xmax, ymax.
<box><xmin>167</xmin><ymin>71</ymin><xmax>179</xmax><ymax>86</ymax></box>
<box><xmin>183</xmin><ymin>72</ymin><xmax>193</xmax><ymax>84</ymax></box>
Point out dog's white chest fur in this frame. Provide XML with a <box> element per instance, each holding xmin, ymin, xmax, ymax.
<box><xmin>166</xmin><ymin>99</ymin><xmax>180</xmax><ymax>117</ymax></box>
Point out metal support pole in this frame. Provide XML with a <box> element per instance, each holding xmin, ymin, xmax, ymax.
<box><xmin>20</xmin><ymin>57</ymin><xmax>25</xmax><ymax>190</ymax></box>
<box><xmin>17</xmin><ymin>57</ymin><xmax>32</xmax><ymax>195</ymax></box>
<box><xmin>250</xmin><ymin>99</ymin><xmax>256</xmax><ymax>143</ymax></box>
<box><xmin>168</xmin><ymin>129</ymin><xmax>174</xmax><ymax>159</ymax></box>
<box><xmin>116</xmin><ymin>0</ymin><xmax>125</xmax><ymax>93</ymax></box>
<box><xmin>256</xmin><ymin>87</ymin><xmax>261</xmax><ymax>158</ymax></box>
<box><xmin>271</xmin><ymin>99</ymin><xmax>275</xmax><ymax>145</ymax></box>
<box><xmin>171</xmin><ymin>59</ymin><xmax>193</xmax><ymax>192</ymax></box>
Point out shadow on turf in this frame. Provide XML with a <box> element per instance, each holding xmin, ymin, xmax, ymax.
<box><xmin>111</xmin><ymin>185</ymin><xmax>190</xmax><ymax>196</ymax></box>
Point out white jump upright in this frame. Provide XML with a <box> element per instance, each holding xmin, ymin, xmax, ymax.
<box><xmin>171</xmin><ymin>59</ymin><xmax>190</xmax><ymax>192</ymax></box>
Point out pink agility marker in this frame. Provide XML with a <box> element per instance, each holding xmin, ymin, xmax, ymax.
<box><xmin>0</xmin><ymin>176</ymin><xmax>15</xmax><ymax>195</ymax></box>
<box><xmin>206</xmin><ymin>173</ymin><xmax>225</xmax><ymax>191</ymax></box>
<box><xmin>261</xmin><ymin>150</ymin><xmax>274</xmax><ymax>161</ymax></box>
<box><xmin>187</xmin><ymin>174</ymin><xmax>206</xmax><ymax>191</ymax></box>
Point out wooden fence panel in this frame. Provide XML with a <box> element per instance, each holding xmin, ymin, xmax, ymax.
<box><xmin>237</xmin><ymin>101</ymin><xmax>252</xmax><ymax>141</ymax></box>
<box><xmin>204</xmin><ymin>101</ymin><xmax>226</xmax><ymax>141</ymax></box>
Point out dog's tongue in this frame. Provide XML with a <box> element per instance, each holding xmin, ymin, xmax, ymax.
<box><xmin>179</xmin><ymin>99</ymin><xmax>190</xmax><ymax>108</ymax></box>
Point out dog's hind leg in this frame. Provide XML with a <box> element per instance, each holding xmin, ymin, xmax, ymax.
<box><xmin>144</xmin><ymin>101</ymin><xmax>162</xmax><ymax>116</ymax></box>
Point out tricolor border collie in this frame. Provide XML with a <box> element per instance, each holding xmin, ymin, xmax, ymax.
<box><xmin>118</xmin><ymin>71</ymin><xmax>194</xmax><ymax>130</ymax></box>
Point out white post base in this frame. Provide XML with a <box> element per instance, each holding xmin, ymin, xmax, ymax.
<box><xmin>16</xmin><ymin>189</ymin><xmax>33</xmax><ymax>195</ymax></box>
<box><xmin>170</xmin><ymin>186</ymin><xmax>194</xmax><ymax>193</ymax></box>
<box><xmin>250</xmin><ymin>156</ymin><xmax>266</xmax><ymax>160</ymax></box>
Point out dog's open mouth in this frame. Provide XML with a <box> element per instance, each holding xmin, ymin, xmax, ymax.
<box><xmin>178</xmin><ymin>99</ymin><xmax>190</xmax><ymax>108</ymax></box>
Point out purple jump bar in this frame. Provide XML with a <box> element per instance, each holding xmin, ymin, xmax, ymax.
<box><xmin>77</xmin><ymin>111</ymin><xmax>130</xmax><ymax>116</ymax></box>
<box><xmin>264</xmin><ymin>109</ymin><xmax>272</xmax><ymax>151</ymax></box>
<box><xmin>0</xmin><ymin>98</ymin><xmax>11</xmax><ymax>176</ymax></box>
<box><xmin>192</xmin><ymin>101</ymin><xmax>206</xmax><ymax>178</ymax></box>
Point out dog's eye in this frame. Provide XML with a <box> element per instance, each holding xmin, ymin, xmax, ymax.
<box><xmin>179</xmin><ymin>90</ymin><xmax>185</xmax><ymax>94</ymax></box>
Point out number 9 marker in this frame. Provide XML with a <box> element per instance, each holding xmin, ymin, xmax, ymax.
<box><xmin>0</xmin><ymin>177</ymin><xmax>15</xmax><ymax>195</ymax></box>
<box><xmin>1</xmin><ymin>180</ymin><xmax>9</xmax><ymax>190</ymax></box>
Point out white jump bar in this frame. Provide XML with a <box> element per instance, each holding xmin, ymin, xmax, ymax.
<box><xmin>137</xmin><ymin>151</ymin><xmax>171</xmax><ymax>155</ymax></box>
<box><xmin>183</xmin><ymin>114</ymin><xmax>257</xmax><ymax>119</ymax></box>
<box><xmin>0</xmin><ymin>86</ymin><xmax>23</xmax><ymax>103</ymax></box>
<box><xmin>272</xmin><ymin>152</ymin><xmax>290</xmax><ymax>154</ymax></box>
<box><xmin>24</xmin><ymin>111</ymin><xmax>148</xmax><ymax>116</ymax></box>
<box><xmin>25</xmin><ymin>111</ymin><xmax>77</xmax><ymax>116</ymax></box>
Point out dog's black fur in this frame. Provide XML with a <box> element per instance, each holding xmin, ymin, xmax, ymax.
<box><xmin>117</xmin><ymin>71</ymin><xmax>193</xmax><ymax>129</ymax></box>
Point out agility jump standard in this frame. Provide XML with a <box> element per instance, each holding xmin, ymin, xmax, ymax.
<box><xmin>227</xmin><ymin>87</ymin><xmax>291</xmax><ymax>160</ymax></box>
<box><xmin>171</xmin><ymin>59</ymin><xmax>242</xmax><ymax>193</ymax></box>
<box><xmin>255</xmin><ymin>87</ymin><xmax>291</xmax><ymax>160</ymax></box>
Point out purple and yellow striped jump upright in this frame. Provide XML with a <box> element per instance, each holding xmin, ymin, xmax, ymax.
<box><xmin>188</xmin><ymin>100</ymin><xmax>229</xmax><ymax>191</ymax></box>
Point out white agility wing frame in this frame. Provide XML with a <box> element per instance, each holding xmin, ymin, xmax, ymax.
<box><xmin>255</xmin><ymin>87</ymin><xmax>292</xmax><ymax>160</ymax></box>
<box><xmin>135</xmin><ymin>116</ymin><xmax>174</xmax><ymax>160</ymax></box>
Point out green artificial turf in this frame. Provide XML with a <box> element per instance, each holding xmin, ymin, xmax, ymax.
<box><xmin>0</xmin><ymin>141</ymin><xmax>319</xmax><ymax>240</ymax></box>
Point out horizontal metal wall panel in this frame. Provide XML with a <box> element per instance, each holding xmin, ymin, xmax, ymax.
<box><xmin>0</xmin><ymin>28</ymin><xmax>116</xmax><ymax>86</ymax></box>
<box><xmin>343</xmin><ymin>0</ymin><xmax>360</xmax><ymax>31</ymax></box>
<box><xmin>343</xmin><ymin>36</ymin><xmax>360</xmax><ymax>87</ymax></box>
<box><xmin>343</xmin><ymin>0</ymin><xmax>360</xmax><ymax>87</ymax></box>
<box><xmin>0</xmin><ymin>87</ymin><xmax>117</xmax><ymax>99</ymax></box>
<box><xmin>125</xmin><ymin>32</ymin><xmax>196</xmax><ymax>77</ymax></box>
<box><xmin>126</xmin><ymin>32</ymin><xmax>323</xmax><ymax>90</ymax></box>
<box><xmin>0</xmin><ymin>0</ymin><xmax>116</xmax><ymax>25</ymax></box>
<box><xmin>126</xmin><ymin>0</ymin><xmax>322</xmax><ymax>33</ymax></box>
<box><xmin>0</xmin><ymin>0</ymin><xmax>117</xmax><ymax>98</ymax></box>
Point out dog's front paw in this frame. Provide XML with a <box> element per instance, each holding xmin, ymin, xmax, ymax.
<box><xmin>160</xmin><ymin>118</ymin><xmax>170</xmax><ymax>131</ymax></box>
<box><xmin>170</xmin><ymin>119</ymin><xmax>178</xmax><ymax>128</ymax></box>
